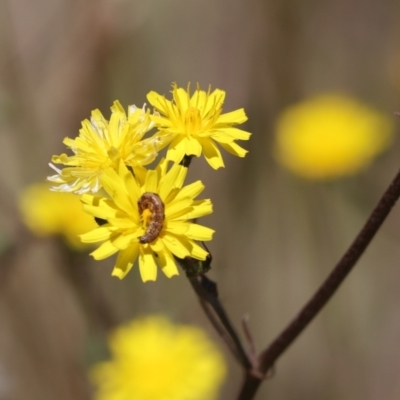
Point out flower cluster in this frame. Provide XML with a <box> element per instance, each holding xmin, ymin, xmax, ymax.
<box><xmin>48</xmin><ymin>83</ymin><xmax>250</xmax><ymax>281</ymax></box>
<box><xmin>90</xmin><ymin>315</ymin><xmax>227</xmax><ymax>400</ymax></box>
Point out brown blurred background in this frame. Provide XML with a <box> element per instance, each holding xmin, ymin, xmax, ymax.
<box><xmin>2</xmin><ymin>0</ymin><xmax>400</xmax><ymax>399</ymax></box>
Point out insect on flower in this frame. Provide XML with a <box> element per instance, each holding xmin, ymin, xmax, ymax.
<box><xmin>138</xmin><ymin>192</ymin><xmax>165</xmax><ymax>244</ymax></box>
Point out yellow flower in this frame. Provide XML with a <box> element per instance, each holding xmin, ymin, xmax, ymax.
<box><xmin>147</xmin><ymin>83</ymin><xmax>251</xmax><ymax>169</ymax></box>
<box><xmin>19</xmin><ymin>182</ymin><xmax>97</xmax><ymax>249</ymax></box>
<box><xmin>274</xmin><ymin>94</ymin><xmax>394</xmax><ymax>180</ymax></box>
<box><xmin>80</xmin><ymin>159</ymin><xmax>214</xmax><ymax>281</ymax></box>
<box><xmin>48</xmin><ymin>101</ymin><xmax>168</xmax><ymax>194</ymax></box>
<box><xmin>90</xmin><ymin>315</ymin><xmax>227</xmax><ymax>400</ymax></box>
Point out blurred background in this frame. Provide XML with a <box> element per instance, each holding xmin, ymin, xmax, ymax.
<box><xmin>2</xmin><ymin>0</ymin><xmax>400</xmax><ymax>399</ymax></box>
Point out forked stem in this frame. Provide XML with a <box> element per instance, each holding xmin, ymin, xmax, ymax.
<box><xmin>237</xmin><ymin>166</ymin><xmax>400</xmax><ymax>399</ymax></box>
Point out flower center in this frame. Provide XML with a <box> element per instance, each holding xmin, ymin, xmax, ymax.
<box><xmin>184</xmin><ymin>107</ymin><xmax>202</xmax><ymax>136</ymax></box>
<box><xmin>137</xmin><ymin>193</ymin><xmax>165</xmax><ymax>244</ymax></box>
<box><xmin>141</xmin><ymin>208</ymin><xmax>153</xmax><ymax>228</ymax></box>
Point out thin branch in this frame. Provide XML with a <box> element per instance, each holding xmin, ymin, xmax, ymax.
<box><xmin>196</xmin><ymin>295</ymin><xmax>244</xmax><ymax>364</ymax></box>
<box><xmin>242</xmin><ymin>316</ymin><xmax>258</xmax><ymax>367</ymax></box>
<box><xmin>186</xmin><ymin>274</ymin><xmax>253</xmax><ymax>369</ymax></box>
<box><xmin>177</xmin><ymin>154</ymin><xmax>253</xmax><ymax>368</ymax></box>
<box><xmin>237</xmin><ymin>166</ymin><xmax>400</xmax><ymax>399</ymax></box>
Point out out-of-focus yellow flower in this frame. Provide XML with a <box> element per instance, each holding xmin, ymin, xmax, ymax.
<box><xmin>48</xmin><ymin>101</ymin><xmax>168</xmax><ymax>194</ymax></box>
<box><xmin>90</xmin><ymin>315</ymin><xmax>227</xmax><ymax>400</ymax></box>
<box><xmin>274</xmin><ymin>94</ymin><xmax>394</xmax><ymax>180</ymax></box>
<box><xmin>19</xmin><ymin>182</ymin><xmax>97</xmax><ymax>249</ymax></box>
<box><xmin>147</xmin><ymin>83</ymin><xmax>251</xmax><ymax>169</ymax></box>
<box><xmin>80</xmin><ymin>159</ymin><xmax>214</xmax><ymax>281</ymax></box>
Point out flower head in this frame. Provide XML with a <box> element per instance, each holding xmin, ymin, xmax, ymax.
<box><xmin>274</xmin><ymin>94</ymin><xmax>394</xmax><ymax>180</ymax></box>
<box><xmin>80</xmin><ymin>159</ymin><xmax>214</xmax><ymax>281</ymax></box>
<box><xmin>147</xmin><ymin>83</ymin><xmax>251</xmax><ymax>169</ymax></box>
<box><xmin>19</xmin><ymin>182</ymin><xmax>97</xmax><ymax>249</ymax></box>
<box><xmin>90</xmin><ymin>315</ymin><xmax>227</xmax><ymax>400</ymax></box>
<box><xmin>48</xmin><ymin>101</ymin><xmax>167</xmax><ymax>194</ymax></box>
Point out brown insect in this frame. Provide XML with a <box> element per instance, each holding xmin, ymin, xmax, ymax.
<box><xmin>138</xmin><ymin>192</ymin><xmax>165</xmax><ymax>244</ymax></box>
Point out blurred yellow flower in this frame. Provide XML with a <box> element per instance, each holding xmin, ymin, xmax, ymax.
<box><xmin>80</xmin><ymin>159</ymin><xmax>214</xmax><ymax>281</ymax></box>
<box><xmin>274</xmin><ymin>94</ymin><xmax>394</xmax><ymax>180</ymax></box>
<box><xmin>147</xmin><ymin>83</ymin><xmax>251</xmax><ymax>169</ymax></box>
<box><xmin>19</xmin><ymin>182</ymin><xmax>97</xmax><ymax>249</ymax></box>
<box><xmin>90</xmin><ymin>315</ymin><xmax>227</xmax><ymax>400</ymax></box>
<box><xmin>48</xmin><ymin>101</ymin><xmax>168</xmax><ymax>194</ymax></box>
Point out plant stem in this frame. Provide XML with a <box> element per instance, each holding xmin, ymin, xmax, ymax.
<box><xmin>186</xmin><ymin>273</ymin><xmax>253</xmax><ymax>369</ymax></box>
<box><xmin>237</xmin><ymin>167</ymin><xmax>400</xmax><ymax>400</ymax></box>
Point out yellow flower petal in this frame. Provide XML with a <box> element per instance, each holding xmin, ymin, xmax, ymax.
<box><xmin>132</xmin><ymin>165</ymin><xmax>147</xmax><ymax>186</ymax></box>
<box><xmin>147</xmin><ymin>91</ymin><xmax>170</xmax><ymax>115</ymax></box>
<box><xmin>101</xmin><ymin>168</ymin><xmax>135</xmax><ymax>213</ymax></box>
<box><xmin>144</xmin><ymin>169</ymin><xmax>159</xmax><ymax>193</ymax></box>
<box><xmin>216</xmin><ymin>108</ymin><xmax>247</xmax><ymax>124</ymax></box>
<box><xmin>211</xmin><ymin>128</ymin><xmax>251</xmax><ymax>144</ymax></box>
<box><xmin>151</xmin><ymin>240</ymin><xmax>179</xmax><ymax>278</ymax></box>
<box><xmin>116</xmin><ymin>159</ymin><xmax>142</xmax><ymax>201</ymax></box>
<box><xmin>139</xmin><ymin>247</ymin><xmax>158</xmax><ymax>282</ymax></box>
<box><xmin>107</xmin><ymin>217</ymin><xmax>138</xmax><ymax>229</ymax></box>
<box><xmin>149</xmin><ymin>237</ymin><xmax>164</xmax><ymax>253</ymax></box>
<box><xmin>219</xmin><ymin>141</ymin><xmax>249</xmax><ymax>158</ymax></box>
<box><xmin>186</xmin><ymin>136</ymin><xmax>202</xmax><ymax>157</ymax></box>
<box><xmin>186</xmin><ymin>240</ymin><xmax>209</xmax><ymax>260</ymax></box>
<box><xmin>111</xmin><ymin>233</ymin><xmax>137</xmax><ymax>250</ymax></box>
<box><xmin>166</xmin><ymin>135</ymin><xmax>186</xmax><ymax>163</ymax></box>
<box><xmin>90</xmin><ymin>240</ymin><xmax>119</xmax><ymax>260</ymax></box>
<box><xmin>170</xmin><ymin>181</ymin><xmax>205</xmax><ymax>203</ymax></box>
<box><xmin>80</xmin><ymin>227</ymin><xmax>114</xmax><ymax>243</ymax></box>
<box><xmin>165</xmin><ymin>198</ymin><xmax>193</xmax><ymax>219</ymax></box>
<box><xmin>163</xmin><ymin>221</ymin><xmax>190</xmax><ymax>235</ymax></box>
<box><xmin>112</xmin><ymin>243</ymin><xmax>140</xmax><ymax>279</ymax></box>
<box><xmin>157</xmin><ymin>247</ymin><xmax>179</xmax><ymax>278</ymax></box>
<box><xmin>199</xmin><ymin>138</ymin><xmax>224</xmax><ymax>169</ymax></box>
<box><xmin>185</xmin><ymin>199</ymin><xmax>213</xmax><ymax>219</ymax></box>
<box><xmin>186</xmin><ymin>224</ymin><xmax>215</xmax><ymax>241</ymax></box>
<box><xmin>83</xmin><ymin>203</ymin><xmax>119</xmax><ymax>220</ymax></box>
<box><xmin>159</xmin><ymin>163</ymin><xmax>187</xmax><ymax>200</ymax></box>
<box><xmin>203</xmin><ymin>89</ymin><xmax>225</xmax><ymax>116</ymax></box>
<box><xmin>174</xmin><ymin>86</ymin><xmax>191</xmax><ymax>113</ymax></box>
<box><xmin>161</xmin><ymin>234</ymin><xmax>191</xmax><ymax>259</ymax></box>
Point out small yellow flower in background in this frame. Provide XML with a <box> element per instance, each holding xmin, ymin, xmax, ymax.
<box><xmin>147</xmin><ymin>83</ymin><xmax>251</xmax><ymax>169</ymax></box>
<box><xmin>48</xmin><ymin>101</ymin><xmax>168</xmax><ymax>194</ymax></box>
<box><xmin>90</xmin><ymin>315</ymin><xmax>227</xmax><ymax>400</ymax></box>
<box><xmin>19</xmin><ymin>182</ymin><xmax>97</xmax><ymax>249</ymax></box>
<box><xmin>274</xmin><ymin>94</ymin><xmax>394</xmax><ymax>180</ymax></box>
<box><xmin>80</xmin><ymin>159</ymin><xmax>214</xmax><ymax>281</ymax></box>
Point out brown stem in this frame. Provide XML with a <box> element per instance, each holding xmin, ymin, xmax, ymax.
<box><xmin>178</xmin><ymin>153</ymin><xmax>252</xmax><ymax>368</ymax></box>
<box><xmin>237</xmin><ymin>167</ymin><xmax>400</xmax><ymax>399</ymax></box>
<box><xmin>196</xmin><ymin>294</ymin><xmax>245</xmax><ymax>364</ymax></box>
<box><xmin>188</xmin><ymin>275</ymin><xmax>252</xmax><ymax>370</ymax></box>
<box><xmin>186</xmin><ymin>273</ymin><xmax>253</xmax><ymax>369</ymax></box>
